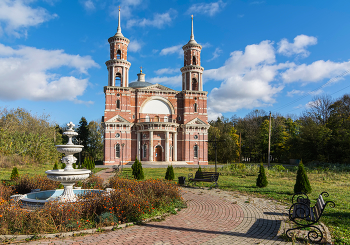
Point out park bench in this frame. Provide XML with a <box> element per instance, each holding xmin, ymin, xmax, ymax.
<box><xmin>188</xmin><ymin>171</ymin><xmax>219</xmax><ymax>188</ymax></box>
<box><xmin>286</xmin><ymin>192</ymin><xmax>335</xmax><ymax>243</ymax></box>
<box><xmin>112</xmin><ymin>165</ymin><xmax>120</xmax><ymax>172</ymax></box>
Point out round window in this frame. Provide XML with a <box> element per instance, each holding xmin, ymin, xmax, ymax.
<box><xmin>116</xmin><ymin>133</ymin><xmax>120</xmax><ymax>138</ymax></box>
<box><xmin>194</xmin><ymin>135</ymin><xmax>198</xmax><ymax>139</ymax></box>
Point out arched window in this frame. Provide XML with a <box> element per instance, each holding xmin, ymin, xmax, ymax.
<box><xmin>194</xmin><ymin>103</ymin><xmax>198</xmax><ymax>113</ymax></box>
<box><xmin>192</xmin><ymin>78</ymin><xmax>198</xmax><ymax>91</ymax></box>
<box><xmin>115</xmin><ymin>73</ymin><xmax>122</xmax><ymax>86</ymax></box>
<box><xmin>143</xmin><ymin>144</ymin><xmax>147</xmax><ymax>158</ymax></box>
<box><xmin>115</xmin><ymin>144</ymin><xmax>120</xmax><ymax>158</ymax></box>
<box><xmin>116</xmin><ymin>99</ymin><xmax>120</xmax><ymax>109</ymax></box>
<box><xmin>194</xmin><ymin>145</ymin><xmax>198</xmax><ymax>158</ymax></box>
<box><xmin>116</xmin><ymin>50</ymin><xmax>121</xmax><ymax>59</ymax></box>
<box><xmin>145</xmin><ymin>115</ymin><xmax>150</xmax><ymax>122</ymax></box>
<box><xmin>193</xmin><ymin>56</ymin><xmax>197</xmax><ymax>65</ymax></box>
<box><xmin>164</xmin><ymin>116</ymin><xmax>168</xmax><ymax>122</ymax></box>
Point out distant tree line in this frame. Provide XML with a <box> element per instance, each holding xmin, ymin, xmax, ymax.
<box><xmin>0</xmin><ymin>108</ymin><xmax>104</xmax><ymax>166</ymax></box>
<box><xmin>208</xmin><ymin>94</ymin><xmax>350</xmax><ymax>164</ymax></box>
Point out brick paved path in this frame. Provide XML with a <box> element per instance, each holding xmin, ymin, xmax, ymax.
<box><xmin>23</xmin><ymin>187</ymin><xmax>292</xmax><ymax>245</ymax></box>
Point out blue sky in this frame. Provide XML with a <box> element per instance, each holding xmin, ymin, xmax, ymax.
<box><xmin>1</xmin><ymin>0</ymin><xmax>350</xmax><ymax>126</ymax></box>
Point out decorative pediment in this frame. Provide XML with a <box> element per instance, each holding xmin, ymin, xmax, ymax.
<box><xmin>186</xmin><ymin>117</ymin><xmax>209</xmax><ymax>125</ymax></box>
<box><xmin>142</xmin><ymin>83</ymin><xmax>176</xmax><ymax>91</ymax></box>
<box><xmin>105</xmin><ymin>115</ymin><xmax>131</xmax><ymax>124</ymax></box>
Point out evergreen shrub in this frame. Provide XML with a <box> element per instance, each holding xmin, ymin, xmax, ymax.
<box><xmin>10</xmin><ymin>167</ymin><xmax>19</xmax><ymax>180</ymax></box>
<box><xmin>197</xmin><ymin>165</ymin><xmax>202</xmax><ymax>172</ymax></box>
<box><xmin>294</xmin><ymin>160</ymin><xmax>312</xmax><ymax>194</ymax></box>
<box><xmin>61</xmin><ymin>162</ymin><xmax>66</xmax><ymax>169</ymax></box>
<box><xmin>53</xmin><ymin>163</ymin><xmax>58</xmax><ymax>170</ymax></box>
<box><xmin>165</xmin><ymin>165</ymin><xmax>175</xmax><ymax>180</ymax></box>
<box><xmin>131</xmin><ymin>157</ymin><xmax>144</xmax><ymax>180</ymax></box>
<box><xmin>256</xmin><ymin>164</ymin><xmax>268</xmax><ymax>187</ymax></box>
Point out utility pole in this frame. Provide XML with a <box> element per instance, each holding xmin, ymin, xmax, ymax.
<box><xmin>207</xmin><ymin>137</ymin><xmax>225</xmax><ymax>173</ymax></box>
<box><xmin>268</xmin><ymin>111</ymin><xmax>272</xmax><ymax>168</ymax></box>
<box><xmin>239</xmin><ymin>132</ymin><xmax>242</xmax><ymax>163</ymax></box>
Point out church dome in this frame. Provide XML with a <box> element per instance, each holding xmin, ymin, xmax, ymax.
<box><xmin>129</xmin><ymin>68</ymin><xmax>153</xmax><ymax>88</ymax></box>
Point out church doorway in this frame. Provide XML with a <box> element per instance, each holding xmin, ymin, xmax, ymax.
<box><xmin>155</xmin><ymin>145</ymin><xmax>162</xmax><ymax>161</ymax></box>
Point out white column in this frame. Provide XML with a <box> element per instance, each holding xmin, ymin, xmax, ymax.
<box><xmin>149</xmin><ymin>131</ymin><xmax>153</xmax><ymax>161</ymax></box>
<box><xmin>111</xmin><ymin>66</ymin><xmax>115</xmax><ymax>86</ymax></box>
<box><xmin>200</xmin><ymin>73</ymin><xmax>203</xmax><ymax>91</ymax></box>
<box><xmin>165</xmin><ymin>131</ymin><xmax>169</xmax><ymax>162</ymax></box>
<box><xmin>108</xmin><ymin>67</ymin><xmax>111</xmax><ymax>86</ymax></box>
<box><xmin>189</xmin><ymin>71</ymin><xmax>192</xmax><ymax>90</ymax></box>
<box><xmin>173</xmin><ymin>132</ymin><xmax>177</xmax><ymax>161</ymax></box>
<box><xmin>137</xmin><ymin>132</ymin><xmax>140</xmax><ymax>160</ymax></box>
<box><xmin>122</xmin><ymin>66</ymin><xmax>125</xmax><ymax>87</ymax></box>
<box><xmin>184</xmin><ymin>72</ymin><xmax>187</xmax><ymax>90</ymax></box>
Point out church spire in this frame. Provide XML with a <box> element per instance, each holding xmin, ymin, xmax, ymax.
<box><xmin>188</xmin><ymin>15</ymin><xmax>197</xmax><ymax>44</ymax></box>
<box><xmin>190</xmin><ymin>15</ymin><xmax>194</xmax><ymax>41</ymax></box>
<box><xmin>116</xmin><ymin>6</ymin><xmax>124</xmax><ymax>37</ymax></box>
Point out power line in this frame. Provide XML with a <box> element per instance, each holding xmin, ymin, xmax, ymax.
<box><xmin>274</xmin><ymin>69</ymin><xmax>350</xmax><ymax>112</ymax></box>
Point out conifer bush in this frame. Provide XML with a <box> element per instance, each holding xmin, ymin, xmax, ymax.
<box><xmin>197</xmin><ymin>165</ymin><xmax>202</xmax><ymax>172</ymax></box>
<box><xmin>131</xmin><ymin>157</ymin><xmax>144</xmax><ymax>180</ymax></box>
<box><xmin>165</xmin><ymin>165</ymin><xmax>175</xmax><ymax>180</ymax></box>
<box><xmin>256</xmin><ymin>164</ymin><xmax>268</xmax><ymax>187</ymax></box>
<box><xmin>61</xmin><ymin>162</ymin><xmax>66</xmax><ymax>169</ymax></box>
<box><xmin>294</xmin><ymin>160</ymin><xmax>312</xmax><ymax>194</ymax></box>
<box><xmin>10</xmin><ymin>167</ymin><xmax>19</xmax><ymax>180</ymax></box>
<box><xmin>53</xmin><ymin>162</ymin><xmax>58</xmax><ymax>170</ymax></box>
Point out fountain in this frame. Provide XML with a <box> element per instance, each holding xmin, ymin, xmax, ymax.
<box><xmin>45</xmin><ymin>122</ymin><xmax>91</xmax><ymax>202</ymax></box>
<box><xmin>17</xmin><ymin>122</ymin><xmax>99</xmax><ymax>208</ymax></box>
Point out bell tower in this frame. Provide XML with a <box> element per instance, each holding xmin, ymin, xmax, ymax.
<box><xmin>180</xmin><ymin>15</ymin><xmax>204</xmax><ymax>91</ymax></box>
<box><xmin>106</xmin><ymin>7</ymin><xmax>131</xmax><ymax>87</ymax></box>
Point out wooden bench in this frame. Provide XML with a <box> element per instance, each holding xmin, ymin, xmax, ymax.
<box><xmin>112</xmin><ymin>165</ymin><xmax>120</xmax><ymax>172</ymax></box>
<box><xmin>286</xmin><ymin>192</ymin><xmax>335</xmax><ymax>243</ymax></box>
<box><xmin>188</xmin><ymin>171</ymin><xmax>219</xmax><ymax>188</ymax></box>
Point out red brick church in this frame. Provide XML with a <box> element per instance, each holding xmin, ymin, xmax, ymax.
<box><xmin>102</xmin><ymin>9</ymin><xmax>209</xmax><ymax>165</ymax></box>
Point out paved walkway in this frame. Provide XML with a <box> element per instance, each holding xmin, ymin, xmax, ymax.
<box><xmin>22</xmin><ymin>169</ymin><xmax>295</xmax><ymax>244</ymax></box>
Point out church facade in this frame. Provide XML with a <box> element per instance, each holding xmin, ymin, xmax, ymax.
<box><xmin>102</xmin><ymin>10</ymin><xmax>209</xmax><ymax>165</ymax></box>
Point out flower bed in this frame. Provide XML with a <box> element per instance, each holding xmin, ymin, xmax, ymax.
<box><xmin>0</xmin><ymin>176</ymin><xmax>184</xmax><ymax>235</ymax></box>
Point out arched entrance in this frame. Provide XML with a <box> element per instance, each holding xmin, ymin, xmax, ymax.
<box><xmin>155</xmin><ymin>145</ymin><xmax>162</xmax><ymax>161</ymax></box>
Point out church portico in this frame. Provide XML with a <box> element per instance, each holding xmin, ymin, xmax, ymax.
<box><xmin>102</xmin><ymin>10</ymin><xmax>209</xmax><ymax>165</ymax></box>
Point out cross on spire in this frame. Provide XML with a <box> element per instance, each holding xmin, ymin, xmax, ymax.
<box><xmin>140</xmin><ymin>66</ymin><xmax>143</xmax><ymax>73</ymax></box>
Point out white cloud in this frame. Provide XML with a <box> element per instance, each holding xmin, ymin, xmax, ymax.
<box><xmin>250</xmin><ymin>1</ymin><xmax>265</xmax><ymax>5</ymax></box>
<box><xmin>0</xmin><ymin>0</ymin><xmax>57</xmax><ymax>38</ymax></box>
<box><xmin>287</xmin><ymin>89</ymin><xmax>305</xmax><ymax>97</ymax></box>
<box><xmin>160</xmin><ymin>45</ymin><xmax>182</xmax><ymax>56</ymax></box>
<box><xmin>81</xmin><ymin>0</ymin><xmax>95</xmax><ymax>11</ymax></box>
<box><xmin>0</xmin><ymin>43</ymin><xmax>99</xmax><ymax>102</ymax></box>
<box><xmin>205</xmin><ymin>40</ymin><xmax>287</xmax><ymax>116</ymax></box>
<box><xmin>148</xmin><ymin>75</ymin><xmax>182</xmax><ymax>87</ymax></box>
<box><xmin>204</xmin><ymin>35</ymin><xmax>350</xmax><ymax>119</ymax></box>
<box><xmin>281</xmin><ymin>60</ymin><xmax>350</xmax><ymax>83</ymax></box>
<box><xmin>154</xmin><ymin>68</ymin><xmax>179</xmax><ymax>75</ymax></box>
<box><xmin>128</xmin><ymin>39</ymin><xmax>142</xmax><ymax>52</ymax></box>
<box><xmin>186</xmin><ymin>0</ymin><xmax>226</xmax><ymax>17</ymax></box>
<box><xmin>277</xmin><ymin>34</ymin><xmax>317</xmax><ymax>58</ymax></box>
<box><xmin>126</xmin><ymin>9</ymin><xmax>177</xmax><ymax>29</ymax></box>
<box><xmin>208</xmin><ymin>47</ymin><xmax>222</xmax><ymax>61</ymax></box>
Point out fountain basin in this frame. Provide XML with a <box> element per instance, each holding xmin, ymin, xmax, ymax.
<box><xmin>46</xmin><ymin>169</ymin><xmax>91</xmax><ymax>181</ymax></box>
<box><xmin>55</xmin><ymin>145</ymin><xmax>83</xmax><ymax>155</ymax></box>
<box><xmin>18</xmin><ymin>189</ymin><xmax>104</xmax><ymax>209</ymax></box>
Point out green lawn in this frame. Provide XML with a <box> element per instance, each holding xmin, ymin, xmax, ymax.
<box><xmin>122</xmin><ymin>164</ymin><xmax>350</xmax><ymax>245</ymax></box>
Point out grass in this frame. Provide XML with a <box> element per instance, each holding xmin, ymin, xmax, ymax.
<box><xmin>121</xmin><ymin>163</ymin><xmax>350</xmax><ymax>245</ymax></box>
